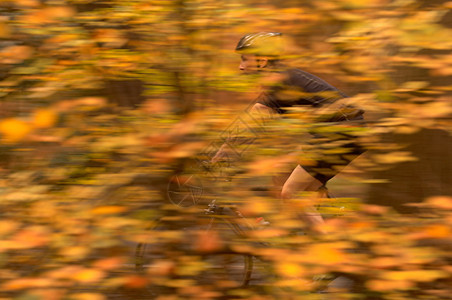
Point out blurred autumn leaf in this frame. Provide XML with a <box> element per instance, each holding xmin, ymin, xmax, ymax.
<box><xmin>0</xmin><ymin>118</ymin><xmax>32</xmax><ymax>142</ymax></box>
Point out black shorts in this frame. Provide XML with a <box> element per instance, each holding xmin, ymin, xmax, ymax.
<box><xmin>299</xmin><ymin>122</ymin><xmax>366</xmax><ymax>185</ymax></box>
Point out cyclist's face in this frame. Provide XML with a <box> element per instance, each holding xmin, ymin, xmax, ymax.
<box><xmin>239</xmin><ymin>54</ymin><xmax>267</xmax><ymax>74</ymax></box>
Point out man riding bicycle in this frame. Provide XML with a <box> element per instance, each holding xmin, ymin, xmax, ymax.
<box><xmin>212</xmin><ymin>32</ymin><xmax>365</xmax><ymax>233</ymax></box>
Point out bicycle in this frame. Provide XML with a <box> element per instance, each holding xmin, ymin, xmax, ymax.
<box><xmin>134</xmin><ymin>148</ymin><xmax>361</xmax><ymax>298</ymax></box>
<box><xmin>134</xmin><ymin>199</ymin><xmax>256</xmax><ymax>288</ymax></box>
<box><xmin>135</xmin><ymin>183</ymin><xmax>352</xmax><ymax>293</ymax></box>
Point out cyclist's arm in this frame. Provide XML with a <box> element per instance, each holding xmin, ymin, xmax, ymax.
<box><xmin>248</xmin><ymin>102</ymin><xmax>277</xmax><ymax>122</ymax></box>
<box><xmin>210</xmin><ymin>103</ymin><xmax>277</xmax><ymax>164</ymax></box>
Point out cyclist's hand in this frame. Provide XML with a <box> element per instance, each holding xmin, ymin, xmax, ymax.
<box><xmin>201</xmin><ymin>160</ymin><xmax>213</xmax><ymax>172</ymax></box>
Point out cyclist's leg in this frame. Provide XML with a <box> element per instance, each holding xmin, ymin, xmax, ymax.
<box><xmin>270</xmin><ymin>145</ymin><xmax>305</xmax><ymax>197</ymax></box>
<box><xmin>280</xmin><ymin>165</ymin><xmax>325</xmax><ymax>230</ymax></box>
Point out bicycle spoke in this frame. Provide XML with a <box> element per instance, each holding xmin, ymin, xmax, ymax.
<box><xmin>167</xmin><ymin>173</ymin><xmax>203</xmax><ymax>207</ymax></box>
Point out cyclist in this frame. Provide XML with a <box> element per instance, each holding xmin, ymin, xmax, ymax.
<box><xmin>213</xmin><ymin>32</ymin><xmax>365</xmax><ymax>232</ymax></box>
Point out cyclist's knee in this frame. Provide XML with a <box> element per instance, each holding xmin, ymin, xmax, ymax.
<box><xmin>280</xmin><ymin>181</ymin><xmax>321</xmax><ymax>200</ymax></box>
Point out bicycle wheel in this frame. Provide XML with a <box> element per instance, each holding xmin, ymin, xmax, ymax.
<box><xmin>135</xmin><ymin>218</ymin><xmax>253</xmax><ymax>291</ymax></box>
<box><xmin>197</xmin><ymin>215</ymin><xmax>254</xmax><ymax>287</ymax></box>
<box><xmin>166</xmin><ymin>173</ymin><xmax>203</xmax><ymax>207</ymax></box>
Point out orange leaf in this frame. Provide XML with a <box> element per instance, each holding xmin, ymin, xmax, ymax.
<box><xmin>360</xmin><ymin>204</ymin><xmax>389</xmax><ymax>215</ymax></box>
<box><xmin>2</xmin><ymin>278</ymin><xmax>54</xmax><ymax>290</ymax></box>
<box><xmin>73</xmin><ymin>269</ymin><xmax>105</xmax><ymax>283</ymax></box>
<box><xmin>33</xmin><ymin>108</ymin><xmax>58</xmax><ymax>128</ymax></box>
<box><xmin>0</xmin><ymin>23</ymin><xmax>11</xmax><ymax>38</ymax></box>
<box><xmin>420</xmin><ymin>224</ymin><xmax>451</xmax><ymax>239</ymax></box>
<box><xmin>12</xmin><ymin>226</ymin><xmax>49</xmax><ymax>249</ymax></box>
<box><xmin>16</xmin><ymin>0</ymin><xmax>40</xmax><ymax>7</ymax></box>
<box><xmin>147</xmin><ymin>259</ymin><xmax>175</xmax><ymax>276</ymax></box>
<box><xmin>46</xmin><ymin>266</ymin><xmax>83</xmax><ymax>279</ymax></box>
<box><xmin>91</xmin><ymin>206</ymin><xmax>127</xmax><ymax>215</ymax></box>
<box><xmin>45</xmin><ymin>6</ymin><xmax>75</xmax><ymax>19</ymax></box>
<box><xmin>194</xmin><ymin>230</ymin><xmax>223</xmax><ymax>253</ymax></box>
<box><xmin>370</xmin><ymin>256</ymin><xmax>400</xmax><ymax>269</ymax></box>
<box><xmin>123</xmin><ymin>275</ymin><xmax>149</xmax><ymax>288</ymax></box>
<box><xmin>21</xmin><ymin>11</ymin><xmax>49</xmax><ymax>24</ymax></box>
<box><xmin>0</xmin><ymin>45</ymin><xmax>33</xmax><ymax>64</ymax></box>
<box><xmin>0</xmin><ymin>118</ymin><xmax>32</xmax><ymax>142</ymax></box>
<box><xmin>426</xmin><ymin>196</ymin><xmax>452</xmax><ymax>209</ymax></box>
<box><xmin>53</xmin><ymin>97</ymin><xmax>106</xmax><ymax>112</ymax></box>
<box><xmin>0</xmin><ymin>220</ymin><xmax>20</xmax><ymax>236</ymax></box>
<box><xmin>92</xmin><ymin>256</ymin><xmax>125</xmax><ymax>270</ymax></box>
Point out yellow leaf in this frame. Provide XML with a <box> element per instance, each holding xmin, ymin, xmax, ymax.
<box><xmin>337</xmin><ymin>0</ymin><xmax>389</xmax><ymax>8</ymax></box>
<box><xmin>239</xmin><ymin>198</ymin><xmax>272</xmax><ymax>217</ymax></box>
<box><xmin>32</xmin><ymin>108</ymin><xmax>58</xmax><ymax>128</ymax></box>
<box><xmin>398</xmin><ymin>81</ymin><xmax>429</xmax><ymax>91</ymax></box>
<box><xmin>60</xmin><ymin>246</ymin><xmax>90</xmax><ymax>260</ymax></box>
<box><xmin>247</xmin><ymin>155</ymin><xmax>294</xmax><ymax>175</ymax></box>
<box><xmin>71</xmin><ymin>293</ymin><xmax>106</xmax><ymax>300</ymax></box>
<box><xmin>0</xmin><ymin>118</ymin><xmax>32</xmax><ymax>142</ymax></box>
<box><xmin>353</xmin><ymin>231</ymin><xmax>389</xmax><ymax>243</ymax></box>
<box><xmin>0</xmin><ymin>23</ymin><xmax>11</xmax><ymax>38</ymax></box>
<box><xmin>276</xmin><ymin>262</ymin><xmax>305</xmax><ymax>278</ymax></box>
<box><xmin>28</xmin><ymin>289</ymin><xmax>65</xmax><ymax>300</ymax></box>
<box><xmin>0</xmin><ymin>220</ymin><xmax>20</xmax><ymax>236</ymax></box>
<box><xmin>73</xmin><ymin>269</ymin><xmax>105</xmax><ymax>283</ymax></box>
<box><xmin>45</xmin><ymin>6</ymin><xmax>75</xmax><ymax>19</ymax></box>
<box><xmin>153</xmin><ymin>142</ymin><xmax>207</xmax><ymax>161</ymax></box>
<box><xmin>16</xmin><ymin>0</ymin><xmax>40</xmax><ymax>7</ymax></box>
<box><xmin>413</xmin><ymin>101</ymin><xmax>452</xmax><ymax>119</ymax></box>
<box><xmin>394</xmin><ymin>125</ymin><xmax>419</xmax><ymax>134</ymax></box>
<box><xmin>370</xmin><ymin>256</ymin><xmax>400</xmax><ymax>269</ymax></box>
<box><xmin>281</xmin><ymin>8</ymin><xmax>305</xmax><ymax>14</ymax></box>
<box><xmin>53</xmin><ymin>97</ymin><xmax>106</xmax><ymax>112</ymax></box>
<box><xmin>251</xmin><ymin>228</ymin><xmax>287</xmax><ymax>239</ymax></box>
<box><xmin>304</xmin><ymin>243</ymin><xmax>347</xmax><ymax>265</ymax></box>
<box><xmin>385</xmin><ymin>270</ymin><xmax>448</xmax><ymax>282</ymax></box>
<box><xmin>164</xmin><ymin>279</ymin><xmax>196</xmax><ymax>288</ymax></box>
<box><xmin>373</xmin><ymin>151</ymin><xmax>418</xmax><ymax>164</ymax></box>
<box><xmin>367</xmin><ymin>279</ymin><xmax>413</xmax><ymax>291</ymax></box>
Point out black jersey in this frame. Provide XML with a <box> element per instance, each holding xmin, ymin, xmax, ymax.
<box><xmin>257</xmin><ymin>68</ymin><xmax>364</xmax><ymax>122</ymax></box>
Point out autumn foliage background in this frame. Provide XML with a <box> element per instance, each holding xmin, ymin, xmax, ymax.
<box><xmin>0</xmin><ymin>0</ymin><xmax>452</xmax><ymax>299</ymax></box>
